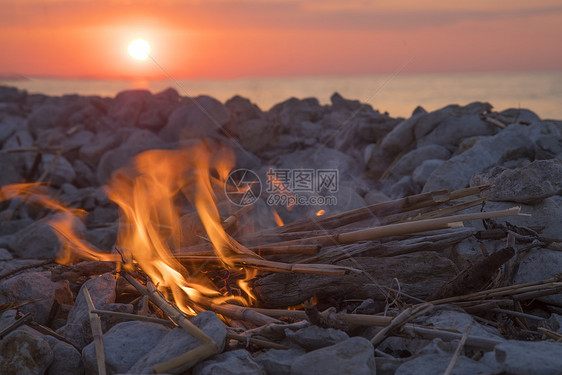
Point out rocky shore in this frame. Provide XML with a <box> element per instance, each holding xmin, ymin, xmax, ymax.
<box><xmin>0</xmin><ymin>84</ymin><xmax>561</xmax><ymax>374</ymax></box>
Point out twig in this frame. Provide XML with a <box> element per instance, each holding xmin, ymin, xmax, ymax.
<box><xmin>225</xmin><ymin>331</ymin><xmax>289</xmax><ymax>350</ymax></box>
<box><xmin>443</xmin><ymin>325</ymin><xmax>472</xmax><ymax>375</ymax></box>
<box><xmin>152</xmin><ymin>342</ymin><xmax>217</xmax><ymax>374</ymax></box>
<box><xmin>245</xmin><ymin>307</ymin><xmax>501</xmax><ymax>350</ymax></box>
<box><xmin>222</xmin><ymin>204</ymin><xmax>254</xmax><ymax>231</ymax></box>
<box><xmin>370</xmin><ymin>303</ymin><xmax>433</xmax><ymax>347</ymax></box>
<box><xmin>0</xmin><ymin>312</ymin><xmax>32</xmax><ymax>340</ymax></box>
<box><xmin>538</xmin><ymin>327</ymin><xmax>562</xmax><ymax>342</ymax></box>
<box><xmin>122</xmin><ymin>274</ymin><xmax>218</xmax><ymax>373</ymax></box>
<box><xmin>251</xmin><ymin>207</ymin><xmax>524</xmax><ymax>247</ymax></box>
<box><xmin>175</xmin><ymin>255</ymin><xmax>359</xmax><ymax>276</ymax></box>
<box><xmin>91</xmin><ymin>309</ymin><xmax>175</xmax><ymax>326</ymax></box>
<box><xmin>0</xmin><ymin>260</ymin><xmax>55</xmax><ymax>281</ymax></box>
<box><xmin>82</xmin><ymin>287</ymin><xmax>106</xmax><ymax>375</ymax></box>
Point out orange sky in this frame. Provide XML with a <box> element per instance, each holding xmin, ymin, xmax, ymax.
<box><xmin>1</xmin><ymin>0</ymin><xmax>561</xmax><ymax>79</ymax></box>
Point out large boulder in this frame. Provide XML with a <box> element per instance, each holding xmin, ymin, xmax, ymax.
<box><xmin>159</xmin><ymin>96</ymin><xmax>230</xmax><ymax>142</ymax></box>
<box><xmin>423</xmin><ymin>121</ymin><xmax>560</xmax><ymax>192</ymax></box>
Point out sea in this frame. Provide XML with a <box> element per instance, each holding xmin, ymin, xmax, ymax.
<box><xmin>2</xmin><ymin>71</ymin><xmax>561</xmax><ymax>120</ymax></box>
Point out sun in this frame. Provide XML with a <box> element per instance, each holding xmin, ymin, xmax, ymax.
<box><xmin>128</xmin><ymin>38</ymin><xmax>151</xmax><ymax>60</ymax></box>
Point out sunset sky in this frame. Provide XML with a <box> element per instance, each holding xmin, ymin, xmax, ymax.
<box><xmin>1</xmin><ymin>0</ymin><xmax>561</xmax><ymax>79</ymax></box>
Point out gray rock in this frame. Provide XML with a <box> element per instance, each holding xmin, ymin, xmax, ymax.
<box><xmin>67</xmin><ymin>103</ymin><xmax>106</xmax><ymax>131</ymax></box>
<box><xmin>0</xmin><ymin>330</ymin><xmax>54</xmax><ymax>375</ymax></box>
<box><xmin>82</xmin><ymin>321</ymin><xmax>169</xmax><ymax>375</ymax></box>
<box><xmin>285</xmin><ymin>325</ymin><xmax>349</xmax><ymax>351</ymax></box>
<box><xmin>108</xmin><ymin>89</ymin><xmax>152</xmax><ymax>127</ymax></box>
<box><xmin>423</xmin><ymin>121</ymin><xmax>559</xmax><ymax>192</ymax></box>
<box><xmin>412</xmin><ymin>159</ymin><xmax>444</xmax><ymax>187</ymax></box>
<box><xmin>159</xmin><ymin>96</ymin><xmax>230</xmax><ymax>142</ymax></box>
<box><xmin>395</xmin><ymin>353</ymin><xmax>493</xmax><ymax>375</ymax></box>
<box><xmin>99</xmin><ymin>303</ymin><xmax>134</xmax><ymax>332</ymax></box>
<box><xmin>0</xmin><ymin>248</ymin><xmax>12</xmax><ymax>260</ymax></box>
<box><xmin>39</xmin><ymin>154</ymin><xmax>76</xmax><ymax>186</ymax></box>
<box><xmin>0</xmin><ymin>271</ymin><xmax>63</xmax><ymax>325</ymax></box>
<box><xmin>85</xmin><ymin>226</ymin><xmax>118</xmax><ymax>253</ymax></box>
<box><xmin>414</xmin><ymin>102</ymin><xmax>495</xmax><ymax>149</ymax></box>
<box><xmin>72</xmin><ymin>160</ymin><xmax>97</xmax><ymax>188</ymax></box>
<box><xmin>475</xmin><ymin>159</ymin><xmax>562</xmax><ymax>204</ymax></box>
<box><xmin>267</xmin><ymin>97</ymin><xmax>325</xmax><ymax>133</ymax></box>
<box><xmin>4</xmin><ymin>129</ymin><xmax>35</xmax><ymax>170</ymax></box>
<box><xmin>481</xmin><ymin>196</ymin><xmax>562</xmax><ymax>239</ymax></box>
<box><xmin>330</xmin><ymin>92</ymin><xmax>362</xmax><ymax>112</ymax></box>
<box><xmin>379</xmin><ymin>109</ymin><xmax>427</xmax><ymax>157</ymax></box>
<box><xmin>128</xmin><ymin>311</ymin><xmax>227</xmax><ymax>374</ymax></box>
<box><xmin>535</xmin><ymin>135</ymin><xmax>562</xmax><ymax>159</ymax></box>
<box><xmin>27</xmin><ymin>103</ymin><xmax>63</xmax><ymax>137</ymax></box>
<box><xmin>193</xmin><ymin>349</ymin><xmax>266</xmax><ymax>375</ymax></box>
<box><xmin>0</xmin><ymin>86</ymin><xmax>26</xmax><ymax>102</ymax></box>
<box><xmin>388</xmin><ymin>175</ymin><xmax>419</xmax><ymax>198</ymax></box>
<box><xmin>57</xmin><ymin>273</ymin><xmax>116</xmax><ymax>349</ymax></box>
<box><xmin>254</xmin><ymin>348</ymin><xmax>305</xmax><ymax>375</ymax></box>
<box><xmin>62</xmin><ymin>130</ymin><xmax>95</xmax><ymax>151</ymax></box>
<box><xmin>0</xmin><ymin>115</ymin><xmax>19</xmax><ymax>144</ymax></box>
<box><xmin>494</xmin><ymin>340</ymin><xmax>562</xmax><ymax>375</ymax></box>
<box><xmin>44</xmin><ymin>335</ymin><xmax>84</xmax><ymax>375</ymax></box>
<box><xmin>9</xmin><ymin>214</ymin><xmax>86</xmax><ymax>259</ymax></box>
<box><xmin>413</xmin><ymin>306</ymin><xmax>504</xmax><ymax>343</ymax></box>
<box><xmin>79</xmin><ymin>131</ymin><xmax>122</xmax><ymax>167</ymax></box>
<box><xmin>387</xmin><ymin>144</ymin><xmax>451</xmax><ymax>180</ymax></box>
<box><xmin>496</xmin><ymin>107</ymin><xmax>541</xmax><ymax>125</ymax></box>
<box><xmin>137</xmin><ymin>88</ymin><xmax>181</xmax><ymax>131</ymax></box>
<box><xmin>96</xmin><ymin>129</ymin><xmax>168</xmax><ymax>184</ymax></box>
<box><xmin>539</xmin><ymin>313</ymin><xmax>562</xmax><ymax>334</ymax></box>
<box><xmin>513</xmin><ymin>248</ymin><xmax>562</xmax><ymax>306</ymax></box>
<box><xmin>224</xmin><ymin>95</ymin><xmax>263</xmax><ymax>132</ymax></box>
<box><xmin>290</xmin><ymin>337</ymin><xmax>376</xmax><ymax>375</ymax></box>
<box><xmin>235</xmin><ymin>118</ymin><xmax>280</xmax><ymax>154</ymax></box>
<box><xmin>0</xmin><ymin>218</ymin><xmax>34</xmax><ymax>237</ymax></box>
<box><xmin>0</xmin><ymin>153</ymin><xmax>22</xmax><ymax>186</ymax></box>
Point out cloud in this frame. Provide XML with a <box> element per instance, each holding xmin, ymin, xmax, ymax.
<box><xmin>1</xmin><ymin>0</ymin><xmax>561</xmax><ymax>31</ymax></box>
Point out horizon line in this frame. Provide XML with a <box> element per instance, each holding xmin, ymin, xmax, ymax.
<box><xmin>2</xmin><ymin>68</ymin><xmax>561</xmax><ymax>83</ymax></box>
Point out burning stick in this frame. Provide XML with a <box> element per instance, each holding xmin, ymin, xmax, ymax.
<box><xmin>176</xmin><ymin>255</ymin><xmax>359</xmax><ymax>275</ymax></box>
<box><xmin>122</xmin><ymin>274</ymin><xmax>219</xmax><ymax>373</ymax></box>
<box><xmin>82</xmin><ymin>287</ymin><xmax>107</xmax><ymax>375</ymax></box>
<box><xmin>222</xmin><ymin>204</ymin><xmax>254</xmax><ymax>231</ymax></box>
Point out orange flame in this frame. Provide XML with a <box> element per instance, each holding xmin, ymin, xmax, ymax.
<box><xmin>271</xmin><ymin>209</ymin><xmax>284</xmax><ymax>227</ymax></box>
<box><xmin>1</xmin><ymin>143</ymin><xmax>260</xmax><ymax>314</ymax></box>
<box><xmin>316</xmin><ymin>209</ymin><xmax>326</xmax><ymax>216</ymax></box>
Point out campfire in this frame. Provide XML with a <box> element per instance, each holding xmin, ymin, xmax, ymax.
<box><xmin>2</xmin><ymin>138</ymin><xmax>560</xmax><ymax>374</ymax></box>
<box><xmin>1</xmin><ymin>89</ymin><xmax>562</xmax><ymax>374</ymax></box>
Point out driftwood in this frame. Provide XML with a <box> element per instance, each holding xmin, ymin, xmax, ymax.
<box><xmin>427</xmin><ymin>247</ymin><xmax>515</xmax><ymax>301</ymax></box>
<box><xmin>50</xmin><ymin>261</ymin><xmax>117</xmax><ymax>282</ymax></box>
<box><xmin>252</xmin><ymin>252</ymin><xmax>457</xmax><ymax>308</ymax></box>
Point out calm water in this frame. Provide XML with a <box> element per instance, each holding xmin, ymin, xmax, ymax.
<box><xmin>2</xmin><ymin>71</ymin><xmax>561</xmax><ymax>120</ymax></box>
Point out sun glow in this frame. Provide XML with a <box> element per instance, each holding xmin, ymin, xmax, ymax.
<box><xmin>128</xmin><ymin>38</ymin><xmax>151</xmax><ymax>60</ymax></box>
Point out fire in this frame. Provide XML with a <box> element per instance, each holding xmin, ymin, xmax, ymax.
<box><xmin>1</xmin><ymin>143</ymin><xmax>260</xmax><ymax>314</ymax></box>
<box><xmin>271</xmin><ymin>209</ymin><xmax>284</xmax><ymax>227</ymax></box>
<box><xmin>316</xmin><ymin>209</ymin><xmax>326</xmax><ymax>216</ymax></box>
